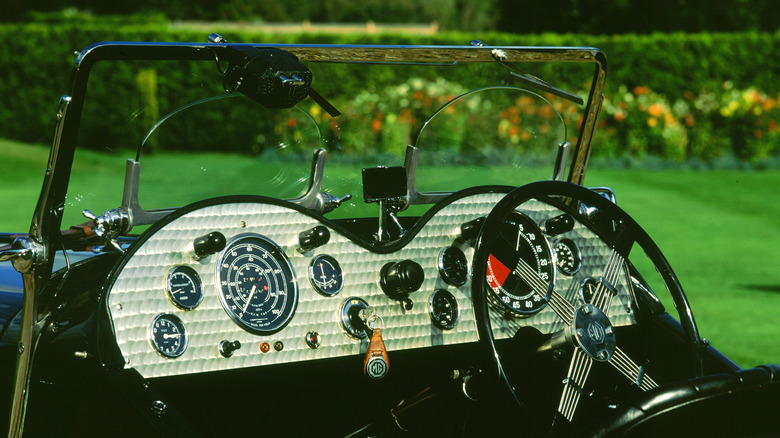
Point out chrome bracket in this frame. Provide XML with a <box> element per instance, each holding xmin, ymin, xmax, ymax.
<box><xmin>82</xmin><ymin>208</ymin><xmax>131</xmax><ymax>253</ymax></box>
<box><xmin>0</xmin><ymin>236</ymin><xmax>46</xmax><ymax>274</ymax></box>
<box><xmin>288</xmin><ymin>148</ymin><xmax>352</xmax><ymax>214</ymax></box>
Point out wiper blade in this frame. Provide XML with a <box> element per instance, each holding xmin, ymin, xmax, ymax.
<box><xmin>508</xmin><ymin>70</ymin><xmax>584</xmax><ymax>105</ymax></box>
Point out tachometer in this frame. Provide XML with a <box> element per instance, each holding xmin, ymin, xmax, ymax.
<box><xmin>216</xmin><ymin>234</ymin><xmax>298</xmax><ymax>335</ymax></box>
<box><xmin>486</xmin><ymin>211</ymin><xmax>555</xmax><ymax>316</ymax></box>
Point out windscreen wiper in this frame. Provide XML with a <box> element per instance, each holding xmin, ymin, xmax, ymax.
<box><xmin>471</xmin><ymin>40</ymin><xmax>584</xmax><ymax>105</ymax></box>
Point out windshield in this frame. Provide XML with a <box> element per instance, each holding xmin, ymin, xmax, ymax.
<box><xmin>64</xmin><ymin>44</ymin><xmax>597</xmax><ymax>231</ymax></box>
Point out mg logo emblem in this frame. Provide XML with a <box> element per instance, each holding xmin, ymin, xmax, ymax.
<box><xmin>366</xmin><ymin>356</ymin><xmax>387</xmax><ymax>379</ymax></box>
<box><xmin>587</xmin><ymin>322</ymin><xmax>605</xmax><ymax>343</ymax></box>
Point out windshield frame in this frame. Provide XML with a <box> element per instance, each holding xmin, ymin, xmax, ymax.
<box><xmin>31</xmin><ymin>41</ymin><xmax>607</xmax><ymax>262</ymax></box>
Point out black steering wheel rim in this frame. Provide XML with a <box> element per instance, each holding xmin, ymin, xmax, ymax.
<box><xmin>471</xmin><ymin>180</ymin><xmax>703</xmax><ymax>429</ymax></box>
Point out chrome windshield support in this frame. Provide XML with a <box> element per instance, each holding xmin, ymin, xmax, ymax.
<box><xmin>552</xmin><ymin>142</ymin><xmax>571</xmax><ymax>181</ymax></box>
<box><xmin>403</xmin><ymin>145</ymin><xmax>452</xmax><ymax>208</ymax></box>
<box><xmin>289</xmin><ymin>148</ymin><xmax>352</xmax><ymax>214</ymax></box>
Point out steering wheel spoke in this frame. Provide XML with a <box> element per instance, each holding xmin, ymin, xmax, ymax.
<box><xmin>558</xmin><ymin>347</ymin><xmax>593</xmax><ymax>421</ymax></box>
<box><xmin>513</xmin><ymin>256</ymin><xmax>575</xmax><ymax>323</ymax></box>
<box><xmin>609</xmin><ymin>346</ymin><xmax>658</xmax><ymax>391</ymax></box>
<box><xmin>590</xmin><ymin>249</ymin><xmax>625</xmax><ymax>315</ymax></box>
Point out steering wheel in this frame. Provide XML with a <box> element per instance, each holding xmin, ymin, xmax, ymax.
<box><xmin>471</xmin><ymin>180</ymin><xmax>703</xmax><ymax>431</ymax></box>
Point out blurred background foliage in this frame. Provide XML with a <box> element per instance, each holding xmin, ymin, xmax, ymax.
<box><xmin>5</xmin><ymin>0</ymin><xmax>780</xmax><ymax>33</ymax></box>
<box><xmin>2</xmin><ymin>1</ymin><xmax>780</xmax><ymax>164</ymax></box>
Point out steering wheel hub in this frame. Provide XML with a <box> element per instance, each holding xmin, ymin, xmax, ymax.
<box><xmin>572</xmin><ymin>303</ymin><xmax>615</xmax><ymax>362</ymax></box>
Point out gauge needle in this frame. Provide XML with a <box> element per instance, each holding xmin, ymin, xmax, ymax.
<box><xmin>163</xmin><ymin>333</ymin><xmax>181</xmax><ymax>339</ymax></box>
<box><xmin>320</xmin><ymin>264</ymin><xmax>327</xmax><ymax>282</ymax></box>
<box><xmin>243</xmin><ymin>285</ymin><xmax>257</xmax><ymax>313</ymax></box>
<box><xmin>172</xmin><ymin>289</ymin><xmax>182</xmax><ymax>294</ymax></box>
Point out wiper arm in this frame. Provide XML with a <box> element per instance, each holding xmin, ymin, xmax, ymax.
<box><xmin>508</xmin><ymin>70</ymin><xmax>584</xmax><ymax>105</ymax></box>
<box><xmin>471</xmin><ymin>40</ymin><xmax>584</xmax><ymax>105</ymax></box>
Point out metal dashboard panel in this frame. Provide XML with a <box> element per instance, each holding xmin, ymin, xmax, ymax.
<box><xmin>107</xmin><ymin>193</ymin><xmax>636</xmax><ymax>378</ymax></box>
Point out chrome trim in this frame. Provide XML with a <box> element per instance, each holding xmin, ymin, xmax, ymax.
<box><xmin>0</xmin><ymin>237</ymin><xmax>44</xmax><ymax>274</ymax></box>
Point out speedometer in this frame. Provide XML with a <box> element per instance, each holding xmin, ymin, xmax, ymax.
<box><xmin>216</xmin><ymin>234</ymin><xmax>298</xmax><ymax>335</ymax></box>
<box><xmin>486</xmin><ymin>211</ymin><xmax>555</xmax><ymax>316</ymax></box>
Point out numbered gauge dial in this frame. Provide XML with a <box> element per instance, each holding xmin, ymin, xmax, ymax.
<box><xmin>216</xmin><ymin>234</ymin><xmax>298</xmax><ymax>335</ymax></box>
<box><xmin>165</xmin><ymin>265</ymin><xmax>204</xmax><ymax>310</ymax></box>
<box><xmin>149</xmin><ymin>313</ymin><xmax>188</xmax><ymax>358</ymax></box>
<box><xmin>486</xmin><ymin>211</ymin><xmax>555</xmax><ymax>316</ymax></box>
<box><xmin>428</xmin><ymin>289</ymin><xmax>460</xmax><ymax>330</ymax></box>
<box><xmin>438</xmin><ymin>246</ymin><xmax>469</xmax><ymax>286</ymax></box>
<box><xmin>553</xmin><ymin>237</ymin><xmax>582</xmax><ymax>276</ymax></box>
<box><xmin>309</xmin><ymin>254</ymin><xmax>344</xmax><ymax>296</ymax></box>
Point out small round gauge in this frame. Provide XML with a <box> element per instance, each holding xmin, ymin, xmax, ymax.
<box><xmin>486</xmin><ymin>211</ymin><xmax>555</xmax><ymax>316</ymax></box>
<box><xmin>438</xmin><ymin>246</ymin><xmax>469</xmax><ymax>286</ymax></box>
<box><xmin>579</xmin><ymin>277</ymin><xmax>616</xmax><ymax>304</ymax></box>
<box><xmin>149</xmin><ymin>313</ymin><xmax>188</xmax><ymax>358</ymax></box>
<box><xmin>309</xmin><ymin>254</ymin><xmax>344</xmax><ymax>296</ymax></box>
<box><xmin>553</xmin><ymin>237</ymin><xmax>582</xmax><ymax>276</ymax></box>
<box><xmin>428</xmin><ymin>289</ymin><xmax>460</xmax><ymax>330</ymax></box>
<box><xmin>216</xmin><ymin>234</ymin><xmax>298</xmax><ymax>335</ymax></box>
<box><xmin>165</xmin><ymin>265</ymin><xmax>204</xmax><ymax>310</ymax></box>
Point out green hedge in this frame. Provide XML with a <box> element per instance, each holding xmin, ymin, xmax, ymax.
<box><xmin>1</xmin><ymin>21</ymin><xmax>779</xmax><ymax>161</ymax></box>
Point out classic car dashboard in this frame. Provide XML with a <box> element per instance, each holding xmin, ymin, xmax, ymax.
<box><xmin>105</xmin><ymin>188</ymin><xmax>638</xmax><ymax>379</ymax></box>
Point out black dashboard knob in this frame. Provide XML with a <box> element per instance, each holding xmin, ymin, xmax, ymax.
<box><xmin>543</xmin><ymin>214</ymin><xmax>575</xmax><ymax>236</ymax></box>
<box><xmin>218</xmin><ymin>340</ymin><xmax>241</xmax><ymax>358</ymax></box>
<box><xmin>380</xmin><ymin>260</ymin><xmax>425</xmax><ymax>302</ymax></box>
<box><xmin>190</xmin><ymin>231</ymin><xmax>226</xmax><ymax>260</ymax></box>
<box><xmin>296</xmin><ymin>225</ymin><xmax>330</xmax><ymax>254</ymax></box>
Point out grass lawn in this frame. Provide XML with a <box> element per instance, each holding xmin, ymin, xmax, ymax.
<box><xmin>2</xmin><ymin>138</ymin><xmax>779</xmax><ymax>367</ymax></box>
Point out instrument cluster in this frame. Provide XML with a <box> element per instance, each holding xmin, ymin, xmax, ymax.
<box><xmin>106</xmin><ymin>192</ymin><xmax>637</xmax><ymax>379</ymax></box>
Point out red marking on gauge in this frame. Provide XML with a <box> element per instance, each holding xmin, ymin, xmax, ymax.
<box><xmin>487</xmin><ymin>254</ymin><xmax>510</xmax><ymax>293</ymax></box>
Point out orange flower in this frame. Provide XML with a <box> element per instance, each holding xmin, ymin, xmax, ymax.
<box><xmin>634</xmin><ymin>86</ymin><xmax>649</xmax><ymax>96</ymax></box>
<box><xmin>647</xmin><ymin>117</ymin><xmax>658</xmax><ymax>128</ymax></box>
<box><xmin>648</xmin><ymin>103</ymin><xmax>664</xmax><ymax>117</ymax></box>
<box><xmin>614</xmin><ymin>110</ymin><xmax>626</xmax><ymax>122</ymax></box>
<box><xmin>372</xmin><ymin>119</ymin><xmax>382</xmax><ymax>134</ymax></box>
<box><xmin>286</xmin><ymin>117</ymin><xmax>298</xmax><ymax>128</ymax></box>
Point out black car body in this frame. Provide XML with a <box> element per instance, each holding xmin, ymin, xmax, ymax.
<box><xmin>2</xmin><ymin>37</ymin><xmax>779</xmax><ymax>437</ymax></box>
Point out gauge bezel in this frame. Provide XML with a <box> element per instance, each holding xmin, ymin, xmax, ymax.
<box><xmin>428</xmin><ymin>289</ymin><xmax>460</xmax><ymax>330</ymax></box>
<box><xmin>438</xmin><ymin>246</ymin><xmax>470</xmax><ymax>286</ymax></box>
<box><xmin>149</xmin><ymin>313</ymin><xmax>188</xmax><ymax>358</ymax></box>
<box><xmin>165</xmin><ymin>265</ymin><xmax>204</xmax><ymax>310</ymax></box>
<box><xmin>552</xmin><ymin>237</ymin><xmax>582</xmax><ymax>276</ymax></box>
<box><xmin>308</xmin><ymin>254</ymin><xmax>344</xmax><ymax>296</ymax></box>
<box><xmin>215</xmin><ymin>233</ymin><xmax>299</xmax><ymax>336</ymax></box>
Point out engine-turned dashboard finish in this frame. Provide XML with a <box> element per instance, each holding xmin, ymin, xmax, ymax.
<box><xmin>105</xmin><ymin>190</ymin><xmax>637</xmax><ymax>379</ymax></box>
